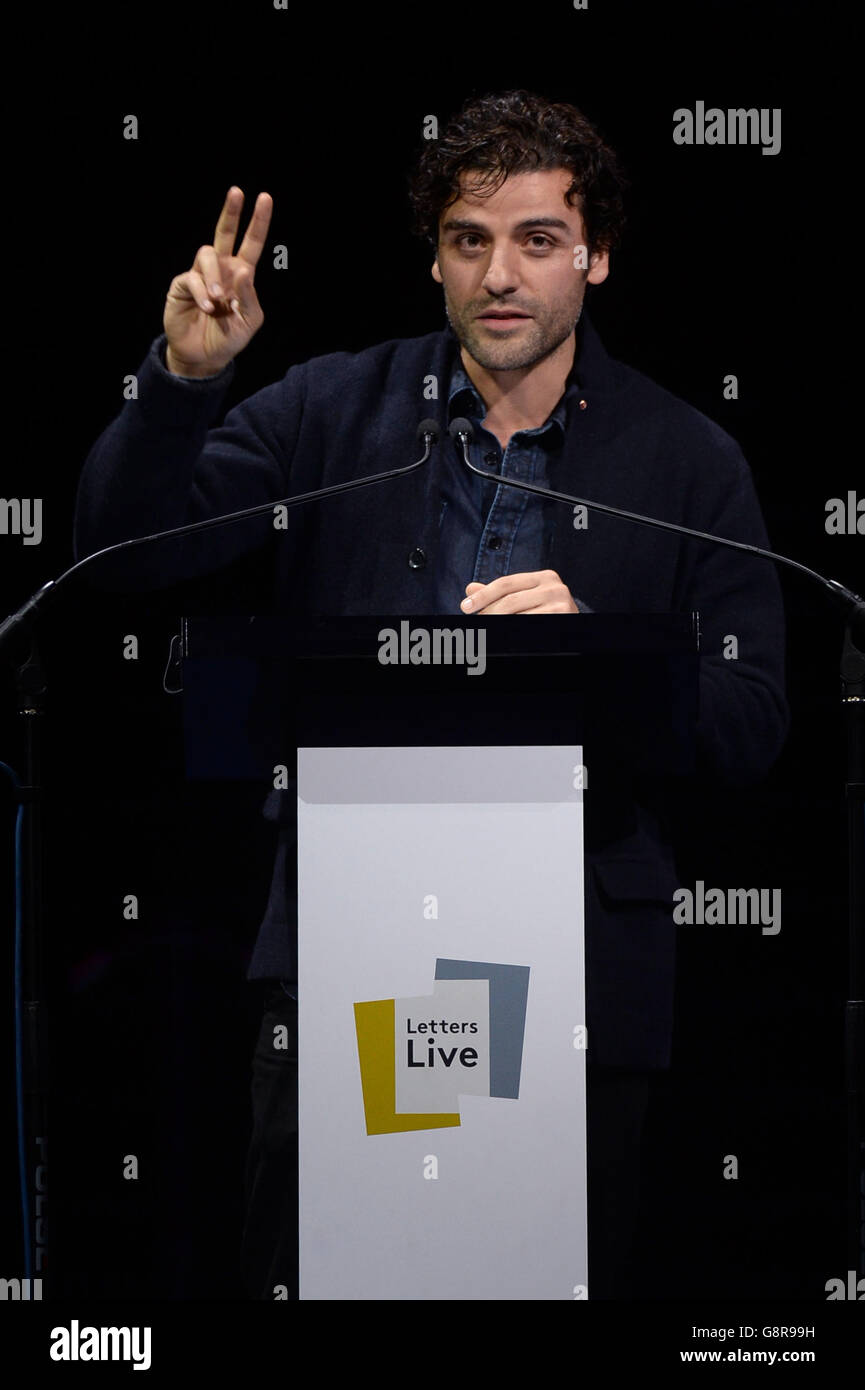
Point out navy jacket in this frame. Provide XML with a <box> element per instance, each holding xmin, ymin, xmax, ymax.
<box><xmin>73</xmin><ymin>313</ymin><xmax>789</xmax><ymax>1067</ymax></box>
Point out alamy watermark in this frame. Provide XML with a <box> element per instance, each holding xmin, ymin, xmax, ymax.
<box><xmin>673</xmin><ymin>103</ymin><xmax>781</xmax><ymax>156</ymax></box>
<box><xmin>673</xmin><ymin>881</ymin><xmax>781</xmax><ymax>935</ymax></box>
<box><xmin>49</xmin><ymin>1321</ymin><xmax>151</xmax><ymax>1370</ymax></box>
<box><xmin>825</xmin><ymin>492</ymin><xmax>863</xmax><ymax>534</ymax></box>
<box><xmin>824</xmin><ymin>1270</ymin><xmax>864</xmax><ymax>1299</ymax></box>
<box><xmin>0</xmin><ymin>497</ymin><xmax>42</xmax><ymax>545</ymax></box>
<box><xmin>378</xmin><ymin>622</ymin><xmax>486</xmax><ymax>676</ymax></box>
<box><xmin>0</xmin><ymin>1277</ymin><xmax>42</xmax><ymax>1300</ymax></box>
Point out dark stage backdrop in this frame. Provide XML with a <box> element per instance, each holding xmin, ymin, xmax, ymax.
<box><xmin>2</xmin><ymin>0</ymin><xmax>858</xmax><ymax>1314</ymax></box>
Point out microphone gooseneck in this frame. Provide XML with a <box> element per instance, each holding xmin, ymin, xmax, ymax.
<box><xmin>0</xmin><ymin>420</ymin><xmax>443</xmax><ymax>656</ymax></box>
<box><xmin>448</xmin><ymin>416</ymin><xmax>865</xmax><ymax>642</ymax></box>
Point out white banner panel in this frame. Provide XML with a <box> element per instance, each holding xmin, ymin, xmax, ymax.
<box><xmin>297</xmin><ymin>745</ymin><xmax>586</xmax><ymax>1300</ymax></box>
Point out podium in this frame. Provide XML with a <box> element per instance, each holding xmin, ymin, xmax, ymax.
<box><xmin>181</xmin><ymin>614</ymin><xmax>698</xmax><ymax>1299</ymax></box>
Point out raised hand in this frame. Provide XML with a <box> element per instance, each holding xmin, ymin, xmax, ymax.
<box><xmin>164</xmin><ymin>187</ymin><xmax>273</xmax><ymax>377</ymax></box>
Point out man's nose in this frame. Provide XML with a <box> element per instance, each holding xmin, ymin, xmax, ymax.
<box><xmin>481</xmin><ymin>246</ymin><xmax>521</xmax><ymax>296</ymax></box>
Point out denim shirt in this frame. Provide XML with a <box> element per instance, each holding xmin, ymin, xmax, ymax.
<box><xmin>434</xmin><ymin>356</ymin><xmax>567</xmax><ymax>614</ymax></box>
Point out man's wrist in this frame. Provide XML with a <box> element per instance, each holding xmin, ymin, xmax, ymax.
<box><xmin>164</xmin><ymin>344</ymin><xmax>228</xmax><ymax>379</ymax></box>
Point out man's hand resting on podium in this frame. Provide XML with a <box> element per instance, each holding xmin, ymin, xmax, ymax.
<box><xmin>460</xmin><ymin>571</ymin><xmax>580</xmax><ymax>614</ymax></box>
<box><xmin>164</xmin><ymin>186</ymin><xmax>273</xmax><ymax>378</ymax></box>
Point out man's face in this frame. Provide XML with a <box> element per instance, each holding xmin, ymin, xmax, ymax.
<box><xmin>432</xmin><ymin>167</ymin><xmax>609</xmax><ymax>372</ymax></box>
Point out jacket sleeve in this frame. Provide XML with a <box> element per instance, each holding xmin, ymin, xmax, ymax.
<box><xmin>685</xmin><ymin>441</ymin><xmax>790</xmax><ymax>787</ymax></box>
<box><xmin>73</xmin><ymin>335</ymin><xmax>307</xmax><ymax>585</ymax></box>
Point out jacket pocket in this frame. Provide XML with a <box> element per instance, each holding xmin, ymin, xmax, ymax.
<box><xmin>591</xmin><ymin>856</ymin><xmax>672</xmax><ymax>906</ymax></box>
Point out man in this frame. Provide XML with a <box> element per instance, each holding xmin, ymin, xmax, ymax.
<box><xmin>74</xmin><ymin>89</ymin><xmax>789</xmax><ymax>1299</ymax></box>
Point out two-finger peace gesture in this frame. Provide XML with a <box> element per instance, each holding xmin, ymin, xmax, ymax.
<box><xmin>164</xmin><ymin>186</ymin><xmax>273</xmax><ymax>377</ymax></box>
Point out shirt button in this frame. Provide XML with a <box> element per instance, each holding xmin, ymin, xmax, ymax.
<box><xmin>484</xmin><ymin>451</ymin><xmax>498</xmax><ymax>466</ymax></box>
<box><xmin>487</xmin><ymin>535</ymin><xmax>503</xmax><ymax>550</ymax></box>
<box><xmin>407</xmin><ymin>547</ymin><xmax>427</xmax><ymax>570</ymax></box>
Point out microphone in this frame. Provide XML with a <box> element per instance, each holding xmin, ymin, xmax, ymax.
<box><xmin>0</xmin><ymin>419</ymin><xmax>443</xmax><ymax>656</ymax></box>
<box><xmin>448</xmin><ymin>417</ymin><xmax>865</xmax><ymax>643</ymax></box>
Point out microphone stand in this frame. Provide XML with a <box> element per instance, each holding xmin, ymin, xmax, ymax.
<box><xmin>449</xmin><ymin>415</ymin><xmax>865</xmax><ymax>1282</ymax></box>
<box><xmin>0</xmin><ymin>420</ymin><xmax>441</xmax><ymax>1288</ymax></box>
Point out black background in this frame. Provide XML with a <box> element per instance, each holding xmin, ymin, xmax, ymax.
<box><xmin>2</xmin><ymin>0</ymin><xmax>860</xmax><ymax>1309</ymax></box>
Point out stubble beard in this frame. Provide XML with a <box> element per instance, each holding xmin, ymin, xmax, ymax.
<box><xmin>444</xmin><ymin>291</ymin><xmax>585</xmax><ymax>372</ymax></box>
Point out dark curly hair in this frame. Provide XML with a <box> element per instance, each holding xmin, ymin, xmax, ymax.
<box><xmin>408</xmin><ymin>90</ymin><xmax>628</xmax><ymax>258</ymax></box>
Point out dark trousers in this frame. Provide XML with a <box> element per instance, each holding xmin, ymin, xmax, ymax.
<box><xmin>240</xmin><ymin>983</ymin><xmax>652</xmax><ymax>1300</ymax></box>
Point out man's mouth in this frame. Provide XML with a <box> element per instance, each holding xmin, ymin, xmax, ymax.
<box><xmin>476</xmin><ymin>309</ymin><xmax>532</xmax><ymax>328</ymax></box>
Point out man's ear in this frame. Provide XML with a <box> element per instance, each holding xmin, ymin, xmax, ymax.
<box><xmin>587</xmin><ymin>247</ymin><xmax>610</xmax><ymax>286</ymax></box>
<box><xmin>431</xmin><ymin>255</ymin><xmax>443</xmax><ymax>285</ymax></box>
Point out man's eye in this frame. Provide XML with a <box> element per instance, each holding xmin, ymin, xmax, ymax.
<box><xmin>454</xmin><ymin>233</ymin><xmax>554</xmax><ymax>251</ymax></box>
